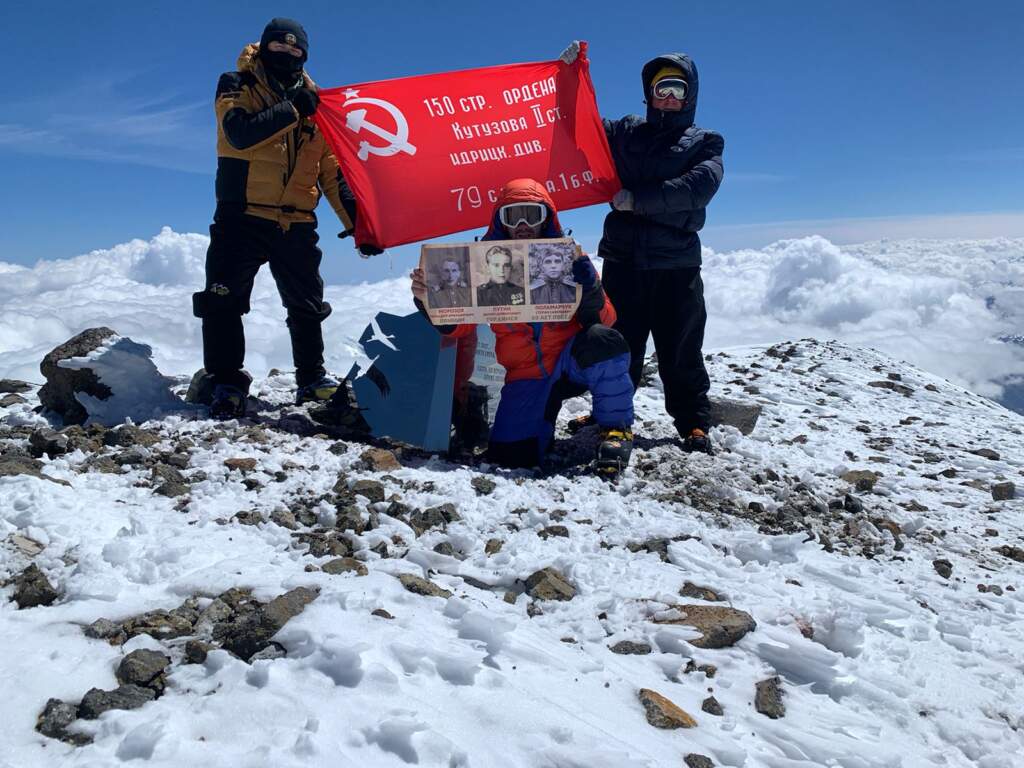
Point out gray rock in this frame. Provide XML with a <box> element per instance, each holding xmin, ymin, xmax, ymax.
<box><xmin>294</xmin><ymin>531</ymin><xmax>351</xmax><ymax>558</ymax></box>
<box><xmin>0</xmin><ymin>456</ymin><xmax>45</xmax><ymax>480</ymax></box>
<box><xmin>991</xmin><ymin>482</ymin><xmax>1016</xmax><ymax>501</ymax></box>
<box><xmin>38</xmin><ymin>327</ymin><xmax>117</xmax><ymax>425</ymax></box>
<box><xmin>28</xmin><ymin>429</ymin><xmax>70</xmax><ymax>458</ymax></box>
<box><xmin>701</xmin><ymin>695</ymin><xmax>724</xmax><ymax>716</ymax></box>
<box><xmin>843</xmin><ymin>494</ymin><xmax>864</xmax><ymax>513</ymax></box>
<box><xmin>214</xmin><ymin>587</ymin><xmax>319</xmax><ymax>661</ymax></box>
<box><xmin>250</xmin><ymin>642</ymin><xmax>287</xmax><ymax>661</ymax></box>
<box><xmin>321</xmin><ymin>557</ymin><xmax>368</xmax><ymax>576</ymax></box>
<box><xmin>524</xmin><ymin>568</ymin><xmax>576</xmax><ymax>601</ymax></box>
<box><xmin>994</xmin><ymin>545</ymin><xmax>1024</xmax><ymax>563</ymax></box>
<box><xmin>0</xmin><ymin>393</ymin><xmax>27</xmax><ymax>407</ymax></box>
<box><xmin>263</xmin><ymin>587</ymin><xmax>320</xmax><ymax>629</ymax></box>
<box><xmin>116</xmin><ymin>649</ymin><xmax>171</xmax><ymax>691</ymax></box>
<box><xmin>471</xmin><ymin>476</ymin><xmax>496</xmax><ymax>495</ymax></box>
<box><xmin>932</xmin><ymin>559</ymin><xmax>953</xmax><ymax>579</ymax></box>
<box><xmin>0</xmin><ymin>378</ymin><xmax>32</xmax><ymax>394</ymax></box>
<box><xmin>398</xmin><ymin>574</ymin><xmax>452</xmax><ymax>599</ymax></box>
<box><xmin>103</xmin><ymin>424</ymin><xmax>161</xmax><ymax>448</ymax></box>
<box><xmin>358</xmin><ymin>447</ymin><xmax>401</xmax><ymax>472</ymax></box>
<box><xmin>350</xmin><ymin>479</ymin><xmax>385</xmax><ymax>503</ymax></box>
<box><xmin>155</xmin><ymin>480</ymin><xmax>190</xmax><ymax>498</ymax></box>
<box><xmin>709</xmin><ymin>397</ymin><xmax>762</xmax><ymax>435</ymax></box>
<box><xmin>484</xmin><ymin>538</ymin><xmax>503</xmax><ymax>555</ymax></box>
<box><xmin>840</xmin><ymin>470</ymin><xmax>880</xmax><ymax>492</ymax></box>
<box><xmin>36</xmin><ymin>698</ymin><xmax>91</xmax><ymax>745</ymax></box>
<box><xmin>84</xmin><ymin>618</ymin><xmax>127</xmax><ymax>645</ymax></box>
<box><xmin>270</xmin><ymin>509</ymin><xmax>299</xmax><ymax>530</ymax></box>
<box><xmin>867</xmin><ymin>379</ymin><xmax>914</xmax><ymax>396</ymax></box>
<box><xmin>12</xmin><ymin>563</ymin><xmax>60</xmax><ymax>608</ymax></box>
<box><xmin>685</xmin><ymin>755</ymin><xmax>715</xmax><ymax>768</ymax></box>
<box><xmin>335</xmin><ymin>507</ymin><xmax>368</xmax><ymax>534</ymax></box>
<box><xmin>78</xmin><ymin>684</ymin><xmax>155</xmax><ymax>719</ymax></box>
<box><xmin>636</xmin><ymin>688</ymin><xmax>697</xmax><ymax>729</ymax></box>
<box><xmin>122</xmin><ymin>609</ymin><xmax>193</xmax><ymax>640</ymax></box>
<box><xmin>538</xmin><ymin>525</ymin><xmax>569</xmax><ymax>540</ymax></box>
<box><xmin>969</xmin><ymin>448</ymin><xmax>1000</xmax><ymax>461</ymax></box>
<box><xmin>409</xmin><ymin>503</ymin><xmax>461</xmax><ymax>536</ymax></box>
<box><xmin>608</xmin><ymin>641</ymin><xmax>651</xmax><ymax>655</ymax></box>
<box><xmin>680</xmin><ymin>582</ymin><xmax>723</xmax><ymax>602</ymax></box>
<box><xmin>184</xmin><ymin>640</ymin><xmax>213</xmax><ymax>664</ymax></box>
<box><xmin>755</xmin><ymin>676</ymin><xmax>786</xmax><ymax>718</ymax></box>
<box><xmin>432</xmin><ymin>541</ymin><xmax>458</xmax><ymax>557</ymax></box>
<box><xmin>654</xmin><ymin>604</ymin><xmax>757</xmax><ymax>649</ymax></box>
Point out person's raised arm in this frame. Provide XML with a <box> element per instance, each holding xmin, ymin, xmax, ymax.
<box><xmin>216</xmin><ymin>72</ymin><xmax>299</xmax><ymax>151</ymax></box>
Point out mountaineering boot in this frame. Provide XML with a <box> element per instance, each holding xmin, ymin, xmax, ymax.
<box><xmin>594</xmin><ymin>427</ymin><xmax>634</xmax><ymax>478</ymax></box>
<box><xmin>566</xmin><ymin>413</ymin><xmax>596</xmax><ymax>435</ymax></box>
<box><xmin>309</xmin><ymin>380</ymin><xmax>371</xmax><ymax>434</ymax></box>
<box><xmin>295</xmin><ymin>374</ymin><xmax>340</xmax><ymax>405</ymax></box>
<box><xmin>209</xmin><ymin>384</ymin><xmax>247</xmax><ymax>420</ymax></box>
<box><xmin>682</xmin><ymin>428</ymin><xmax>713</xmax><ymax>455</ymax></box>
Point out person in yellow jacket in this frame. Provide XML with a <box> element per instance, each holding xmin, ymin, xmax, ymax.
<box><xmin>192</xmin><ymin>18</ymin><xmax>381</xmax><ymax>419</ymax></box>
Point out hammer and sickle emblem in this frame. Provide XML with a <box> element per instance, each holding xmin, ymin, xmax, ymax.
<box><xmin>342</xmin><ymin>91</ymin><xmax>417</xmax><ymax>162</ymax></box>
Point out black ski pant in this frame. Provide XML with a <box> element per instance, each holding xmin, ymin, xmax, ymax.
<box><xmin>601</xmin><ymin>262</ymin><xmax>711</xmax><ymax>434</ymax></box>
<box><xmin>192</xmin><ymin>213</ymin><xmax>331</xmax><ymax>391</ymax></box>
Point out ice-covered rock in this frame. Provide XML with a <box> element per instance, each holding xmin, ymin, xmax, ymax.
<box><xmin>39</xmin><ymin>328</ymin><xmax>188</xmax><ymax>426</ymax></box>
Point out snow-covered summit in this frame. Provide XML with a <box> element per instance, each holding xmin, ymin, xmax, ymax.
<box><xmin>1</xmin><ymin>337</ymin><xmax>1021</xmax><ymax>767</ymax></box>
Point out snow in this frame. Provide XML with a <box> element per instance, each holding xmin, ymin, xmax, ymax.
<box><xmin>59</xmin><ymin>334</ymin><xmax>191</xmax><ymax>426</ymax></box>
<box><xmin>1</xmin><ymin>231</ymin><xmax>1023</xmax><ymax>766</ymax></box>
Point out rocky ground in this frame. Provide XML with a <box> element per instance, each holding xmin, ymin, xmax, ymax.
<box><xmin>1</xmin><ymin>339</ymin><xmax>1022</xmax><ymax>767</ymax></box>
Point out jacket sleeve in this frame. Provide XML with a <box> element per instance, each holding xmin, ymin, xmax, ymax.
<box><xmin>318</xmin><ymin>144</ymin><xmax>356</xmax><ymax>232</ymax></box>
<box><xmin>632</xmin><ymin>131</ymin><xmax>725</xmax><ymax>216</ymax></box>
<box><xmin>216</xmin><ymin>72</ymin><xmax>298</xmax><ymax>151</ymax></box>
<box><xmin>574</xmin><ymin>281</ymin><xmax>616</xmax><ymax>329</ymax></box>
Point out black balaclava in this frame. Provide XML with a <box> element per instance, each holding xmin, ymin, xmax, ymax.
<box><xmin>258</xmin><ymin>18</ymin><xmax>308</xmax><ymax>87</ymax></box>
<box><xmin>641</xmin><ymin>53</ymin><xmax>699</xmax><ymax>136</ymax></box>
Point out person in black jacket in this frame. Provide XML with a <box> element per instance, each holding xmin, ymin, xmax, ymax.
<box><xmin>194</xmin><ymin>18</ymin><xmax>381</xmax><ymax>420</ymax></box>
<box><xmin>560</xmin><ymin>45</ymin><xmax>724</xmax><ymax>453</ymax></box>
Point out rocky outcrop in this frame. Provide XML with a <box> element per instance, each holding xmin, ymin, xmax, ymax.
<box><xmin>38</xmin><ymin>328</ymin><xmax>117</xmax><ymax>425</ymax></box>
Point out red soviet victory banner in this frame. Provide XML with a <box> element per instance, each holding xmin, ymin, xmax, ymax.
<box><xmin>314</xmin><ymin>42</ymin><xmax>619</xmax><ymax>249</ymax></box>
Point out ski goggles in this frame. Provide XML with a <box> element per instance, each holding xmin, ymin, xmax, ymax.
<box><xmin>652</xmin><ymin>77</ymin><xmax>688</xmax><ymax>101</ymax></box>
<box><xmin>498</xmin><ymin>202</ymin><xmax>547</xmax><ymax>229</ymax></box>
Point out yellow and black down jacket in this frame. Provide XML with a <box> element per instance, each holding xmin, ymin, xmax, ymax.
<box><xmin>214</xmin><ymin>44</ymin><xmax>355</xmax><ymax>231</ymax></box>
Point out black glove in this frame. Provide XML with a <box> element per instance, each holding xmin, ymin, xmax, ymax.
<box><xmin>338</xmin><ymin>229</ymin><xmax>354</xmax><ymax>239</ymax></box>
<box><xmin>291</xmin><ymin>87</ymin><xmax>319</xmax><ymax>118</ymax></box>
<box><xmin>358</xmin><ymin>243</ymin><xmax>384</xmax><ymax>257</ymax></box>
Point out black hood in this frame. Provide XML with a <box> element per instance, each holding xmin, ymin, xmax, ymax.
<box><xmin>642</xmin><ymin>53</ymin><xmax>698</xmax><ymax>131</ymax></box>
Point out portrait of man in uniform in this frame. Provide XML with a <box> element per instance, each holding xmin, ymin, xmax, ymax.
<box><xmin>426</xmin><ymin>246</ymin><xmax>471</xmax><ymax>309</ymax></box>
<box><xmin>476</xmin><ymin>244</ymin><xmax>525</xmax><ymax>307</ymax></box>
<box><xmin>528</xmin><ymin>242</ymin><xmax>577</xmax><ymax>305</ymax></box>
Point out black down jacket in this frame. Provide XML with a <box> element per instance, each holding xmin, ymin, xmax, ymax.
<box><xmin>597</xmin><ymin>53</ymin><xmax>724</xmax><ymax>269</ymax></box>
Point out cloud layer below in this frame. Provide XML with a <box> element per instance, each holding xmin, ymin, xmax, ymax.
<box><xmin>1</xmin><ymin>228</ymin><xmax>1021</xmax><ymax>409</ymax></box>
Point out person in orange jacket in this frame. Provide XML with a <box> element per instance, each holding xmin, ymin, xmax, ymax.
<box><xmin>411</xmin><ymin>179</ymin><xmax>635</xmax><ymax>474</ymax></box>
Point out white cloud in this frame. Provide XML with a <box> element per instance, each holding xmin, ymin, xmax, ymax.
<box><xmin>0</xmin><ymin>74</ymin><xmax>208</xmax><ymax>173</ymax></box>
<box><xmin>0</xmin><ymin>228</ymin><xmax>1021</xmax><ymax>411</ymax></box>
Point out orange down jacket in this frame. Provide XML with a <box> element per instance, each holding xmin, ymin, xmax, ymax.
<box><xmin>447</xmin><ymin>179</ymin><xmax>616</xmax><ymax>382</ymax></box>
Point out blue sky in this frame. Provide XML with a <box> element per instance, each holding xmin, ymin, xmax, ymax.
<box><xmin>1</xmin><ymin>0</ymin><xmax>1022</xmax><ymax>284</ymax></box>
